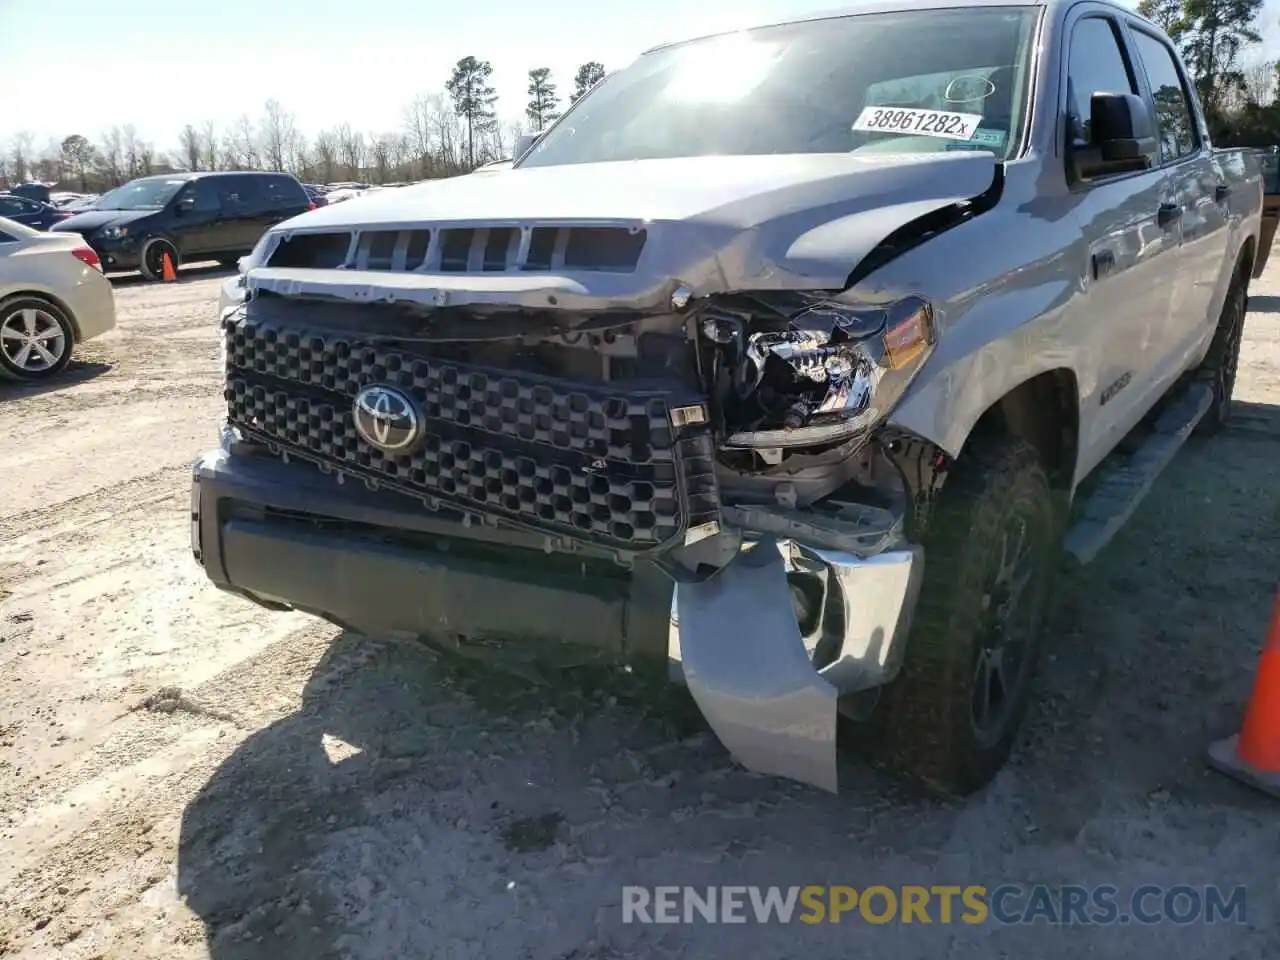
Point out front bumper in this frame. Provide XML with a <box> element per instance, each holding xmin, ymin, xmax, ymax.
<box><xmin>85</xmin><ymin>234</ymin><xmax>142</xmax><ymax>272</ymax></box>
<box><xmin>192</xmin><ymin>432</ymin><xmax>923</xmax><ymax>793</ymax></box>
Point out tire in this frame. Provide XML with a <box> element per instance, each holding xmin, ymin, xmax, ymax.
<box><xmin>1194</xmin><ymin>272</ymin><xmax>1247</xmax><ymax>436</ymax></box>
<box><xmin>874</xmin><ymin>432</ymin><xmax>1058</xmax><ymax>796</ymax></box>
<box><xmin>0</xmin><ymin>296</ymin><xmax>76</xmax><ymax>381</ymax></box>
<box><xmin>139</xmin><ymin>237</ymin><xmax>180</xmax><ymax>281</ymax></box>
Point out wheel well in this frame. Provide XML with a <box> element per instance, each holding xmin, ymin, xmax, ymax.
<box><xmin>971</xmin><ymin>369</ymin><xmax>1080</xmax><ymax>491</ymax></box>
<box><xmin>0</xmin><ymin>290</ymin><xmax>82</xmax><ymax>342</ymax></box>
<box><xmin>1237</xmin><ymin>235</ymin><xmax>1256</xmax><ymax>283</ymax></box>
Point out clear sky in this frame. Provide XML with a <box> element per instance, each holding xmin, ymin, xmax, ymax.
<box><xmin>0</xmin><ymin>0</ymin><xmax>839</xmax><ymax>150</ymax></box>
<box><xmin>2</xmin><ymin>0</ymin><xmax>1272</xmax><ymax>155</ymax></box>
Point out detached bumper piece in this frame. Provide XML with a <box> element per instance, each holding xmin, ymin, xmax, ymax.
<box><xmin>671</xmin><ymin>509</ymin><xmax>922</xmax><ymax>794</ymax></box>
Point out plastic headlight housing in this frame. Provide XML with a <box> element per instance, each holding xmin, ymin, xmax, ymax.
<box><xmin>711</xmin><ymin>294</ymin><xmax>937</xmax><ymax>449</ymax></box>
<box><xmin>99</xmin><ymin>224</ymin><xmax>129</xmax><ymax>239</ymax></box>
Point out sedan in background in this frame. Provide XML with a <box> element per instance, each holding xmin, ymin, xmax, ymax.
<box><xmin>0</xmin><ymin>194</ymin><xmax>71</xmax><ymax>231</ymax></box>
<box><xmin>0</xmin><ymin>216</ymin><xmax>116</xmax><ymax>382</ymax></box>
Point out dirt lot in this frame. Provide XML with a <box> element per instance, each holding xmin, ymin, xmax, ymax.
<box><xmin>1</xmin><ymin>260</ymin><xmax>1278</xmax><ymax>959</ymax></box>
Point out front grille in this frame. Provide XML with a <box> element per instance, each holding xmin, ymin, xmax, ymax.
<box><xmin>265</xmin><ymin>225</ymin><xmax>647</xmax><ymax>274</ymax></box>
<box><xmin>224</xmin><ymin>316</ymin><xmax>720</xmax><ymax>556</ymax></box>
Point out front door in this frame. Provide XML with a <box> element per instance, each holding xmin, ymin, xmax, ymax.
<box><xmin>170</xmin><ymin>178</ymin><xmax>223</xmax><ymax>257</ymax></box>
<box><xmin>1062</xmin><ymin>10</ymin><xmax>1183</xmax><ymax>476</ymax></box>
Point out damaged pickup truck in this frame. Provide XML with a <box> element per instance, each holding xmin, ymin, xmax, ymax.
<box><xmin>192</xmin><ymin>0</ymin><xmax>1266</xmax><ymax>795</ymax></box>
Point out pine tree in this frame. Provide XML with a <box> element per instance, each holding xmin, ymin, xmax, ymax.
<box><xmin>445</xmin><ymin>56</ymin><xmax>498</xmax><ymax>168</ymax></box>
<box><xmin>570</xmin><ymin>62</ymin><xmax>606</xmax><ymax>104</ymax></box>
<box><xmin>526</xmin><ymin>68</ymin><xmax>560</xmax><ymax>131</ymax></box>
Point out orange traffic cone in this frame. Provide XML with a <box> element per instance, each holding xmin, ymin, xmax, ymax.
<box><xmin>161</xmin><ymin>251</ymin><xmax>177</xmax><ymax>282</ymax></box>
<box><xmin>1208</xmin><ymin>591</ymin><xmax>1280</xmax><ymax>797</ymax></box>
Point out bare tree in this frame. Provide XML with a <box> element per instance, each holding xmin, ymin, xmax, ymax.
<box><xmin>97</xmin><ymin>127</ymin><xmax>124</xmax><ymax>186</ymax></box>
<box><xmin>335</xmin><ymin>124</ymin><xmax>365</xmax><ymax>179</ymax></box>
<box><xmin>177</xmin><ymin>124</ymin><xmax>202</xmax><ymax>171</ymax></box>
<box><xmin>404</xmin><ymin>94</ymin><xmax>438</xmax><ymax>178</ymax></box>
<box><xmin>201</xmin><ymin>121</ymin><xmax>219</xmax><ymax>171</ymax></box>
<box><xmin>290</xmin><ymin>133</ymin><xmax>311</xmax><ymax>178</ymax></box>
<box><xmin>121</xmin><ymin>124</ymin><xmax>142</xmax><ymax>177</ymax></box>
<box><xmin>313</xmin><ymin>128</ymin><xmax>339</xmax><ymax>183</ymax></box>
<box><xmin>260</xmin><ymin>99</ymin><xmax>298</xmax><ymax>172</ymax></box>
<box><xmin>431</xmin><ymin>95</ymin><xmax>464</xmax><ymax>173</ymax></box>
<box><xmin>9</xmin><ymin>131</ymin><xmax>35</xmax><ymax>183</ymax></box>
<box><xmin>1242</xmin><ymin>58</ymin><xmax>1278</xmax><ymax>103</ymax></box>
<box><xmin>226</xmin><ymin>114</ymin><xmax>259</xmax><ymax>169</ymax></box>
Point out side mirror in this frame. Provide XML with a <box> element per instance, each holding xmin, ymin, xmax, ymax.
<box><xmin>176</xmin><ymin>196</ymin><xmax>196</xmax><ymax>214</ymax></box>
<box><xmin>514</xmin><ymin>132</ymin><xmax>542</xmax><ymax>160</ymax></box>
<box><xmin>1070</xmin><ymin>92</ymin><xmax>1159</xmax><ymax>180</ymax></box>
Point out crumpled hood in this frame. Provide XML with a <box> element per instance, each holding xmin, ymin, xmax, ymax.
<box><xmin>50</xmin><ymin>208</ymin><xmax>154</xmax><ymax>233</ymax></box>
<box><xmin>252</xmin><ymin>152</ymin><xmax>998</xmax><ymax>308</ymax></box>
<box><xmin>292</xmin><ymin>152</ymin><xmax>994</xmax><ymax>231</ymax></box>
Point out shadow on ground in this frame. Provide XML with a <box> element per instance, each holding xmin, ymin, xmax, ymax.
<box><xmin>0</xmin><ymin>359</ymin><xmax>113</xmax><ymax>401</ymax></box>
<box><xmin>110</xmin><ymin>261</ymin><xmax>235</xmax><ymax>288</ymax></box>
<box><xmin>176</xmin><ymin>402</ymin><xmax>1280</xmax><ymax>959</ymax></box>
<box><xmin>1247</xmin><ymin>294</ymin><xmax>1280</xmax><ymax>314</ymax></box>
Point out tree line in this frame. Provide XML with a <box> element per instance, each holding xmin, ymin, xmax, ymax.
<box><xmin>1135</xmin><ymin>0</ymin><xmax>1278</xmax><ymax>145</ymax></box>
<box><xmin>0</xmin><ymin>59</ymin><xmax>608</xmax><ymax>193</ymax></box>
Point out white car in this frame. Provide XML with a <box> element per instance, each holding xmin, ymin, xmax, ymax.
<box><xmin>0</xmin><ymin>216</ymin><xmax>116</xmax><ymax>381</ymax></box>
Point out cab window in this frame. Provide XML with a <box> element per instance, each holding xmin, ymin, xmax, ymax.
<box><xmin>1129</xmin><ymin>28</ymin><xmax>1199</xmax><ymax>163</ymax></box>
<box><xmin>1066</xmin><ymin>16</ymin><xmax>1137</xmax><ymax>143</ymax></box>
<box><xmin>217</xmin><ymin>176</ymin><xmax>263</xmax><ymax>214</ymax></box>
<box><xmin>263</xmin><ymin>175</ymin><xmax>306</xmax><ymax>210</ymax></box>
<box><xmin>175</xmin><ymin>179</ymin><xmax>219</xmax><ymax>213</ymax></box>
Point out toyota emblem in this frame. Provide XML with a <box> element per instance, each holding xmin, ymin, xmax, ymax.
<box><xmin>352</xmin><ymin>385</ymin><xmax>423</xmax><ymax>454</ymax></box>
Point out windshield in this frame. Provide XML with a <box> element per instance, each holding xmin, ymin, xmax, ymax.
<box><xmin>96</xmin><ymin>178</ymin><xmax>188</xmax><ymax>211</ymax></box>
<box><xmin>520</xmin><ymin>7</ymin><xmax>1039</xmax><ymax>168</ymax></box>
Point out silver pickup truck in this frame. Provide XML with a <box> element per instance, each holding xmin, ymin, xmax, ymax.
<box><xmin>193</xmin><ymin>0</ymin><xmax>1266</xmax><ymax>796</ymax></box>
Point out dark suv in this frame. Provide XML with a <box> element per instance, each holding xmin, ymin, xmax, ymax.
<box><xmin>51</xmin><ymin>171</ymin><xmax>314</xmax><ymax>280</ymax></box>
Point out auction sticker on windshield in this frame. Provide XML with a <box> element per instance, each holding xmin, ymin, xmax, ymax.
<box><xmin>852</xmin><ymin>106</ymin><xmax>983</xmax><ymax>141</ymax></box>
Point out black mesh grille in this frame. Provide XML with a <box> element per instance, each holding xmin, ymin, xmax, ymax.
<box><xmin>224</xmin><ymin>317</ymin><xmax>720</xmax><ymax>554</ymax></box>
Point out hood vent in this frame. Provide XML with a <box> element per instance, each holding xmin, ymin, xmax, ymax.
<box><xmin>266</xmin><ymin>225</ymin><xmax>647</xmax><ymax>274</ymax></box>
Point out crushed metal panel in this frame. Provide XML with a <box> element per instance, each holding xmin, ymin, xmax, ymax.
<box><xmin>675</xmin><ymin>538</ymin><xmax>840</xmax><ymax>793</ymax></box>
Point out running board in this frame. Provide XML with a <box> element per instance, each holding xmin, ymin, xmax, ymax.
<box><xmin>1063</xmin><ymin>382</ymin><xmax>1213</xmax><ymax>565</ymax></box>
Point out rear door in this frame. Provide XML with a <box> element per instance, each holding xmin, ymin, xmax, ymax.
<box><xmin>212</xmin><ymin>175</ymin><xmax>264</xmax><ymax>253</ymax></box>
<box><xmin>1124</xmin><ymin>22</ymin><xmax>1230</xmax><ymax>371</ymax></box>
<box><xmin>1062</xmin><ymin>9</ymin><xmax>1181</xmax><ymax>473</ymax></box>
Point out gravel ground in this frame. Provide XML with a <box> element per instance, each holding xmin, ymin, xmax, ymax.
<box><xmin>1</xmin><ymin>260</ymin><xmax>1278</xmax><ymax>959</ymax></box>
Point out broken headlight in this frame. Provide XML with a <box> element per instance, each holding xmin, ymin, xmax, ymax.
<box><xmin>700</xmin><ymin>293</ymin><xmax>936</xmax><ymax>449</ymax></box>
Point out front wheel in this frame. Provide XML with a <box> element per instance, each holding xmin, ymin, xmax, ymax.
<box><xmin>0</xmin><ymin>296</ymin><xmax>75</xmax><ymax>381</ymax></box>
<box><xmin>874</xmin><ymin>433</ymin><xmax>1059</xmax><ymax>795</ymax></box>
<box><xmin>139</xmin><ymin>237</ymin><xmax>180</xmax><ymax>281</ymax></box>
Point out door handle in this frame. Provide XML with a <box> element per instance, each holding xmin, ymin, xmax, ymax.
<box><xmin>1215</xmin><ymin>183</ymin><xmax>1231</xmax><ymax>203</ymax></box>
<box><xmin>1157</xmin><ymin>203</ymin><xmax>1183</xmax><ymax>228</ymax></box>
